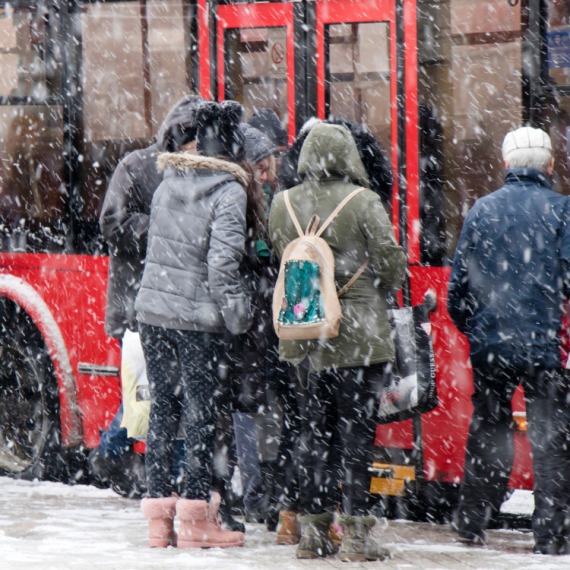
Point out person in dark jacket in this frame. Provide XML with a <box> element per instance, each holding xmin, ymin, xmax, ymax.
<box><xmin>100</xmin><ymin>94</ymin><xmax>204</xmax><ymax>339</ymax></box>
<box><xmin>93</xmin><ymin>95</ymin><xmax>203</xmax><ymax>494</ymax></box>
<box><xmin>136</xmin><ymin>101</ymin><xmax>254</xmax><ymax>549</ymax></box>
<box><xmin>447</xmin><ymin>127</ymin><xmax>570</xmax><ymax>554</ymax></box>
<box><xmin>226</xmin><ymin>124</ymin><xmax>283</xmax><ymax>529</ymax></box>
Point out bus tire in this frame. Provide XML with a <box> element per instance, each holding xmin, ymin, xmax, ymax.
<box><xmin>0</xmin><ymin>298</ymin><xmax>65</xmax><ymax>481</ymax></box>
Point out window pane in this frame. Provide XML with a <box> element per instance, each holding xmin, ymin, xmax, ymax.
<box><xmin>325</xmin><ymin>22</ymin><xmax>391</xmax><ymax>160</ymax></box>
<box><xmin>0</xmin><ymin>105</ymin><xmax>65</xmax><ymax>252</ymax></box>
<box><xmin>82</xmin><ymin>2</ymin><xmax>147</xmax><ymax>142</ymax></box>
<box><xmin>546</xmin><ymin>1</ymin><xmax>570</xmax><ymax>197</ymax></box>
<box><xmin>79</xmin><ymin>1</ymin><xmax>194</xmax><ymax>253</ymax></box>
<box><xmin>148</xmin><ymin>0</ymin><xmax>192</xmax><ymax>128</ymax></box>
<box><xmin>417</xmin><ymin>0</ymin><xmax>523</xmax><ymax>265</ymax></box>
<box><xmin>225</xmin><ymin>27</ymin><xmax>289</xmax><ymax>128</ymax></box>
<box><xmin>0</xmin><ymin>5</ymin><xmax>61</xmax><ymax>100</ymax></box>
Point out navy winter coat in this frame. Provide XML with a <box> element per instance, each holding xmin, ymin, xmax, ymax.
<box><xmin>448</xmin><ymin>168</ymin><xmax>570</xmax><ymax>368</ymax></box>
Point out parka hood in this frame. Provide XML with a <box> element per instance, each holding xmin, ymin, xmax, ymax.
<box><xmin>297</xmin><ymin>123</ymin><xmax>369</xmax><ymax>187</ymax></box>
<box><xmin>157</xmin><ymin>152</ymin><xmax>250</xmax><ymax>188</ymax></box>
<box><xmin>155</xmin><ymin>95</ymin><xmax>204</xmax><ymax>152</ymax></box>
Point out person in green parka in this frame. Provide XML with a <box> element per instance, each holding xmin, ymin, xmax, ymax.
<box><xmin>268</xmin><ymin>122</ymin><xmax>407</xmax><ymax>562</ymax></box>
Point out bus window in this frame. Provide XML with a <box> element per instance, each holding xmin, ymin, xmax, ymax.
<box><xmin>546</xmin><ymin>0</ymin><xmax>570</xmax><ymax>197</ymax></box>
<box><xmin>78</xmin><ymin>0</ymin><xmax>194</xmax><ymax>253</ymax></box>
<box><xmin>417</xmin><ymin>0</ymin><xmax>523</xmax><ymax>266</ymax></box>
<box><xmin>325</xmin><ymin>22</ymin><xmax>391</xmax><ymax>157</ymax></box>
<box><xmin>0</xmin><ymin>5</ymin><xmax>61</xmax><ymax>99</ymax></box>
<box><xmin>0</xmin><ymin>105</ymin><xmax>65</xmax><ymax>252</ymax></box>
<box><xmin>224</xmin><ymin>27</ymin><xmax>289</xmax><ymax>127</ymax></box>
<box><xmin>0</xmin><ymin>3</ymin><xmax>65</xmax><ymax>254</ymax></box>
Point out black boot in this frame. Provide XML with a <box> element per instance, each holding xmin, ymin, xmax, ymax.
<box><xmin>259</xmin><ymin>461</ymin><xmax>280</xmax><ymax>531</ymax></box>
<box><xmin>219</xmin><ymin>505</ymin><xmax>246</xmax><ymax>533</ymax></box>
<box><xmin>216</xmin><ymin>483</ymin><xmax>246</xmax><ymax>533</ymax></box>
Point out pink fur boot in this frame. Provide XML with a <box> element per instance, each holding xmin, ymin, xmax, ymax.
<box><xmin>141</xmin><ymin>497</ymin><xmax>178</xmax><ymax>548</ymax></box>
<box><xmin>176</xmin><ymin>499</ymin><xmax>245</xmax><ymax>548</ymax></box>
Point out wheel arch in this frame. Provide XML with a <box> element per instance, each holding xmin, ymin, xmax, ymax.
<box><xmin>0</xmin><ymin>274</ymin><xmax>82</xmax><ymax>448</ymax></box>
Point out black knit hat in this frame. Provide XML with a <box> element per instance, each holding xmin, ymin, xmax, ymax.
<box><xmin>248</xmin><ymin>108</ymin><xmax>288</xmax><ymax>147</ymax></box>
<box><xmin>194</xmin><ymin>100</ymin><xmax>245</xmax><ymax>161</ymax></box>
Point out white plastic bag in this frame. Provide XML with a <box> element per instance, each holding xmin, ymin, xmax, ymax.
<box><xmin>120</xmin><ymin>330</ymin><xmax>150</xmax><ymax>439</ymax></box>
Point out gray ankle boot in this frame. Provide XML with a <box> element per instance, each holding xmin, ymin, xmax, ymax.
<box><xmin>295</xmin><ymin>512</ymin><xmax>338</xmax><ymax>559</ymax></box>
<box><xmin>338</xmin><ymin>515</ymin><xmax>390</xmax><ymax>562</ymax></box>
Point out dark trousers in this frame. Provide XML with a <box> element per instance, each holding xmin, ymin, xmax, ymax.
<box><xmin>457</xmin><ymin>363</ymin><xmax>570</xmax><ymax>547</ymax></box>
<box><xmin>297</xmin><ymin>363</ymin><xmax>388</xmax><ymax>516</ymax></box>
<box><xmin>139</xmin><ymin>323</ymin><xmax>222</xmax><ymax>500</ymax></box>
<box><xmin>274</xmin><ymin>366</ymin><xmax>301</xmax><ymax>510</ymax></box>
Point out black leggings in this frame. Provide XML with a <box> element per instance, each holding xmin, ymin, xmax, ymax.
<box><xmin>139</xmin><ymin>323</ymin><xmax>223</xmax><ymax>500</ymax></box>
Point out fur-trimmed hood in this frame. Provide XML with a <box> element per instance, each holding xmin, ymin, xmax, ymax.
<box><xmin>157</xmin><ymin>152</ymin><xmax>250</xmax><ymax>188</ymax></box>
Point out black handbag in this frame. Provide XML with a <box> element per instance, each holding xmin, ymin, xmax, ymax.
<box><xmin>377</xmin><ymin>303</ymin><xmax>438</xmax><ymax>424</ymax></box>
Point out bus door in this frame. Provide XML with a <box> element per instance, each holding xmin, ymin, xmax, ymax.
<box><xmin>216</xmin><ymin>2</ymin><xmax>296</xmax><ymax>139</ymax></box>
<box><xmin>314</xmin><ymin>0</ymin><xmax>420</xmax><ymax>492</ymax></box>
<box><xmin>315</xmin><ymin>0</ymin><xmax>397</xmax><ymax>213</ymax></box>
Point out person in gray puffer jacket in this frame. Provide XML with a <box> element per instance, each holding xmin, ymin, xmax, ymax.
<box><xmin>100</xmin><ymin>94</ymin><xmax>203</xmax><ymax>339</ymax></box>
<box><xmin>136</xmin><ymin>101</ymin><xmax>254</xmax><ymax>549</ymax></box>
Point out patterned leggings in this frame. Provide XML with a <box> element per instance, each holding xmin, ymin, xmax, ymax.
<box><xmin>139</xmin><ymin>323</ymin><xmax>223</xmax><ymax>500</ymax></box>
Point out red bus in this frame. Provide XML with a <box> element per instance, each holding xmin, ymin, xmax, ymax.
<box><xmin>0</xmin><ymin>0</ymin><xmax>569</xmax><ymax>515</ymax></box>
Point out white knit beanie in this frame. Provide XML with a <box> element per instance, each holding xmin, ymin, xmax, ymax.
<box><xmin>502</xmin><ymin>127</ymin><xmax>552</xmax><ymax>171</ymax></box>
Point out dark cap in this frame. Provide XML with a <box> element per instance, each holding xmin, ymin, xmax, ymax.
<box><xmin>248</xmin><ymin>108</ymin><xmax>288</xmax><ymax>147</ymax></box>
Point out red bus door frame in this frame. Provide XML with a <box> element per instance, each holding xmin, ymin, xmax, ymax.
<box><xmin>214</xmin><ymin>2</ymin><xmax>297</xmax><ymax>141</ymax></box>
<box><xmin>402</xmin><ymin>0</ymin><xmax>533</xmax><ymax>491</ymax></box>
<box><xmin>314</xmin><ymin>0</ymin><xmax>399</xmax><ymax>236</ymax></box>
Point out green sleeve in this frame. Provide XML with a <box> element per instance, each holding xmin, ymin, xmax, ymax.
<box><xmin>360</xmin><ymin>193</ymin><xmax>407</xmax><ymax>291</ymax></box>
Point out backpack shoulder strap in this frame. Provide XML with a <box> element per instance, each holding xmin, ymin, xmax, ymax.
<box><xmin>283</xmin><ymin>190</ymin><xmax>304</xmax><ymax>238</ymax></box>
<box><xmin>338</xmin><ymin>260</ymin><xmax>370</xmax><ymax>297</ymax></box>
<box><xmin>316</xmin><ymin>187</ymin><xmax>366</xmax><ymax>237</ymax></box>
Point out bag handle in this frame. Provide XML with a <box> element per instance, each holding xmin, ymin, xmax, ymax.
<box><xmin>284</xmin><ymin>190</ymin><xmax>304</xmax><ymax>238</ymax></box>
<box><xmin>305</xmin><ymin>215</ymin><xmax>320</xmax><ymax>236</ymax></box>
<box><xmin>316</xmin><ymin>187</ymin><xmax>366</xmax><ymax>237</ymax></box>
<box><xmin>338</xmin><ymin>260</ymin><xmax>370</xmax><ymax>297</ymax></box>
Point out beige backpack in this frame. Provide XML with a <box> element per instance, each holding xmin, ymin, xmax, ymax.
<box><xmin>273</xmin><ymin>187</ymin><xmax>370</xmax><ymax>340</ymax></box>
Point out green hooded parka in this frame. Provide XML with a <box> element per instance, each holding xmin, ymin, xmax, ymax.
<box><xmin>268</xmin><ymin>123</ymin><xmax>407</xmax><ymax>372</ymax></box>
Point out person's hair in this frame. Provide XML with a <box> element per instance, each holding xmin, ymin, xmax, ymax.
<box><xmin>502</xmin><ymin>127</ymin><xmax>552</xmax><ymax>173</ymax></box>
<box><xmin>259</xmin><ymin>153</ymin><xmax>277</xmax><ymax>195</ymax></box>
<box><xmin>238</xmin><ymin>159</ymin><xmax>266</xmax><ymax>236</ymax></box>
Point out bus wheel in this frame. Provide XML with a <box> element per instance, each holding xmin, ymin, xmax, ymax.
<box><xmin>0</xmin><ymin>299</ymin><xmax>64</xmax><ymax>481</ymax></box>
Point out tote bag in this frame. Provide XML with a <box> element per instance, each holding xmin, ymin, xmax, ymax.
<box><xmin>377</xmin><ymin>303</ymin><xmax>438</xmax><ymax>424</ymax></box>
<box><xmin>120</xmin><ymin>330</ymin><xmax>151</xmax><ymax>439</ymax></box>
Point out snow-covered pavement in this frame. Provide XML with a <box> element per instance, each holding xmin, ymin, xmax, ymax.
<box><xmin>0</xmin><ymin>477</ymin><xmax>568</xmax><ymax>570</ymax></box>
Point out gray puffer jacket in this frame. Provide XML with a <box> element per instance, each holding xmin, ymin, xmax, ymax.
<box><xmin>135</xmin><ymin>153</ymin><xmax>253</xmax><ymax>335</ymax></box>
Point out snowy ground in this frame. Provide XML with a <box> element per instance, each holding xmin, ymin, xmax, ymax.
<box><xmin>0</xmin><ymin>478</ymin><xmax>568</xmax><ymax>570</ymax></box>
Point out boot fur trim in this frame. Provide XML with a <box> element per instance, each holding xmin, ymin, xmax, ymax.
<box><xmin>141</xmin><ymin>497</ymin><xmax>178</xmax><ymax>520</ymax></box>
<box><xmin>298</xmin><ymin>512</ymin><xmax>334</xmax><ymax>528</ymax></box>
<box><xmin>338</xmin><ymin>515</ymin><xmax>377</xmax><ymax>528</ymax></box>
<box><xmin>176</xmin><ymin>499</ymin><xmax>209</xmax><ymax>522</ymax></box>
